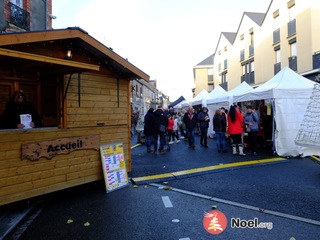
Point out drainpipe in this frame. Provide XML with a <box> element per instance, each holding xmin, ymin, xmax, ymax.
<box><xmin>42</xmin><ymin>0</ymin><xmax>48</xmax><ymax>30</ymax></box>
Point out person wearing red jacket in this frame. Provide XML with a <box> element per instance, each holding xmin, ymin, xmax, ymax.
<box><xmin>167</xmin><ymin>115</ymin><xmax>175</xmax><ymax>144</ymax></box>
<box><xmin>227</xmin><ymin>104</ymin><xmax>245</xmax><ymax>155</ymax></box>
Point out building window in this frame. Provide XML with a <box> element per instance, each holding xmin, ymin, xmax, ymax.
<box><xmin>208</xmin><ymin>68</ymin><xmax>213</xmax><ymax>82</ymax></box>
<box><xmin>249</xmin><ymin>32</ymin><xmax>254</xmax><ymax>56</ymax></box>
<box><xmin>290</xmin><ymin>41</ymin><xmax>297</xmax><ymax>56</ymax></box>
<box><xmin>241</xmin><ymin>61</ymin><xmax>255</xmax><ymax>84</ymax></box>
<box><xmin>288</xmin><ymin>3</ymin><xmax>296</xmax><ymax>21</ymax></box>
<box><xmin>9</xmin><ymin>0</ymin><xmax>30</xmax><ymax>30</ymax></box>
<box><xmin>273</xmin><ymin>14</ymin><xmax>280</xmax><ymax>44</ymax></box>
<box><xmin>288</xmin><ymin>5</ymin><xmax>296</xmax><ymax>36</ymax></box>
<box><xmin>208</xmin><ymin>83</ymin><xmax>214</xmax><ymax>92</ymax></box>
<box><xmin>313</xmin><ymin>52</ymin><xmax>320</xmax><ymax>69</ymax></box>
<box><xmin>289</xmin><ymin>41</ymin><xmax>297</xmax><ymax>71</ymax></box>
<box><xmin>250</xmin><ymin>61</ymin><xmax>255</xmax><ymax>72</ymax></box>
<box><xmin>220</xmin><ymin>73</ymin><xmax>228</xmax><ymax>91</ymax></box>
<box><xmin>223</xmin><ymin>59</ymin><xmax>228</xmax><ymax>70</ymax></box>
<box><xmin>274</xmin><ymin>48</ymin><xmax>281</xmax><ymax>74</ymax></box>
<box><xmin>275</xmin><ymin>49</ymin><xmax>281</xmax><ymax>63</ymax></box>
<box><xmin>10</xmin><ymin>0</ymin><xmax>23</xmax><ymax>8</ymax></box>
<box><xmin>240</xmin><ymin>49</ymin><xmax>245</xmax><ymax>61</ymax></box>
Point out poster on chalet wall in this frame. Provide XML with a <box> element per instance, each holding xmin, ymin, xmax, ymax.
<box><xmin>100</xmin><ymin>142</ymin><xmax>129</xmax><ymax>193</ymax></box>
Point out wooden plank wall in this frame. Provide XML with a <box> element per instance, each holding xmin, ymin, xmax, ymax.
<box><xmin>0</xmin><ymin>72</ymin><xmax>132</xmax><ymax>206</ymax></box>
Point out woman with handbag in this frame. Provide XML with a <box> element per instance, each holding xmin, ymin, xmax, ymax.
<box><xmin>244</xmin><ymin>105</ymin><xmax>259</xmax><ymax>155</ymax></box>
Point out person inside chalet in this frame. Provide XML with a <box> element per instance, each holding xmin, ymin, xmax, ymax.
<box><xmin>1</xmin><ymin>90</ymin><xmax>42</xmax><ymax>129</ymax></box>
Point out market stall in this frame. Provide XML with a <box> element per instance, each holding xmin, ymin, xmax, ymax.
<box><xmin>233</xmin><ymin>67</ymin><xmax>318</xmax><ymax>157</ymax></box>
<box><xmin>0</xmin><ymin>28</ymin><xmax>149</xmax><ymax>205</ymax></box>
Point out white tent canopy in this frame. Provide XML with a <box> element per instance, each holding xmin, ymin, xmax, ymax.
<box><xmin>206</xmin><ymin>86</ymin><xmax>228</xmax><ymax>104</ymax></box>
<box><xmin>207</xmin><ymin>81</ymin><xmax>253</xmax><ymax>105</ymax></box>
<box><xmin>234</xmin><ymin>67</ymin><xmax>315</xmax><ymax>102</ymax></box>
<box><xmin>233</xmin><ymin>67</ymin><xmax>317</xmax><ymax>157</ymax></box>
<box><xmin>173</xmin><ymin>99</ymin><xmax>188</xmax><ymax>109</ymax></box>
<box><xmin>190</xmin><ymin>89</ymin><xmax>210</xmax><ymax>106</ymax></box>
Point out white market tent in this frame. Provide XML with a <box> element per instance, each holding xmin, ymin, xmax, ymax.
<box><xmin>208</xmin><ymin>81</ymin><xmax>253</xmax><ymax>105</ymax></box>
<box><xmin>206</xmin><ymin>83</ymin><xmax>253</xmax><ymax>137</ymax></box>
<box><xmin>189</xmin><ymin>89</ymin><xmax>210</xmax><ymax>106</ymax></box>
<box><xmin>173</xmin><ymin>99</ymin><xmax>188</xmax><ymax>109</ymax></box>
<box><xmin>205</xmin><ymin>86</ymin><xmax>228</xmax><ymax>137</ymax></box>
<box><xmin>233</xmin><ymin>66</ymin><xmax>318</xmax><ymax>157</ymax></box>
<box><xmin>206</xmin><ymin>85</ymin><xmax>228</xmax><ymax>104</ymax></box>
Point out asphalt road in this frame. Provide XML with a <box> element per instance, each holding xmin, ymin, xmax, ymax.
<box><xmin>3</xmin><ymin>135</ymin><xmax>320</xmax><ymax>240</ymax></box>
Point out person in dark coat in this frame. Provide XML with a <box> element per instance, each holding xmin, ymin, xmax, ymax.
<box><xmin>183</xmin><ymin>106</ymin><xmax>198</xmax><ymax>149</ymax></box>
<box><xmin>152</xmin><ymin>105</ymin><xmax>168</xmax><ymax>154</ymax></box>
<box><xmin>197</xmin><ymin>107</ymin><xmax>210</xmax><ymax>148</ymax></box>
<box><xmin>244</xmin><ymin>105</ymin><xmax>259</xmax><ymax>155</ymax></box>
<box><xmin>144</xmin><ymin>107</ymin><xmax>154</xmax><ymax>153</ymax></box>
<box><xmin>1</xmin><ymin>90</ymin><xmax>42</xmax><ymax>129</ymax></box>
<box><xmin>213</xmin><ymin>109</ymin><xmax>227</xmax><ymax>153</ymax></box>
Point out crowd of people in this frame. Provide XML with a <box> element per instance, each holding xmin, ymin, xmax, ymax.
<box><xmin>0</xmin><ymin>90</ymin><xmax>262</xmax><ymax>158</ymax></box>
<box><xmin>143</xmin><ymin>103</ymin><xmax>262</xmax><ymax>156</ymax></box>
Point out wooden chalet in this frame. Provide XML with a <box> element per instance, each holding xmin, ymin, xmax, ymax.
<box><xmin>0</xmin><ymin>27</ymin><xmax>149</xmax><ymax>206</ymax></box>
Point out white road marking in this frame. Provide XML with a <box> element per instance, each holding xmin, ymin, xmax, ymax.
<box><xmin>162</xmin><ymin>196</ymin><xmax>173</xmax><ymax>208</ymax></box>
<box><xmin>179</xmin><ymin>238</ymin><xmax>190</xmax><ymax>240</ymax></box>
<box><xmin>152</xmin><ymin>183</ymin><xmax>320</xmax><ymax>227</ymax></box>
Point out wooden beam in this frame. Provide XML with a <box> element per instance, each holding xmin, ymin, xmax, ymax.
<box><xmin>0</xmin><ymin>48</ymin><xmax>100</xmax><ymax>71</ymax></box>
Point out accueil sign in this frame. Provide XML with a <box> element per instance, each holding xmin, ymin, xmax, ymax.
<box><xmin>21</xmin><ymin>135</ymin><xmax>100</xmax><ymax>161</ymax></box>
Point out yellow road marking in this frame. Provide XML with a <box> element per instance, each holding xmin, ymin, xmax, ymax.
<box><xmin>311</xmin><ymin>155</ymin><xmax>320</xmax><ymax>162</ymax></box>
<box><xmin>131</xmin><ymin>143</ymin><xmax>141</xmax><ymax>149</ymax></box>
<box><xmin>134</xmin><ymin>173</ymin><xmax>174</xmax><ymax>181</ymax></box>
<box><xmin>132</xmin><ymin>157</ymin><xmax>286</xmax><ymax>182</ymax></box>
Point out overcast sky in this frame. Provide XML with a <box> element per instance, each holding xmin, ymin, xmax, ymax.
<box><xmin>52</xmin><ymin>0</ymin><xmax>270</xmax><ymax>101</ymax></box>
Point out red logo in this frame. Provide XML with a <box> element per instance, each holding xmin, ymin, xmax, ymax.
<box><xmin>203</xmin><ymin>210</ymin><xmax>228</xmax><ymax>235</ymax></box>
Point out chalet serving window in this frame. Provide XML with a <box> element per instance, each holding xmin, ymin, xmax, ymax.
<box><xmin>0</xmin><ymin>76</ymin><xmax>60</xmax><ymax>130</ymax></box>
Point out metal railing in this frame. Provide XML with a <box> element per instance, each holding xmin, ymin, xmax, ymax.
<box><xmin>274</xmin><ymin>62</ymin><xmax>281</xmax><ymax>75</ymax></box>
<box><xmin>9</xmin><ymin>2</ymin><xmax>30</xmax><ymax>30</ymax></box>
<box><xmin>288</xmin><ymin>56</ymin><xmax>297</xmax><ymax>71</ymax></box>
<box><xmin>219</xmin><ymin>82</ymin><xmax>228</xmax><ymax>91</ymax></box>
<box><xmin>313</xmin><ymin>52</ymin><xmax>320</xmax><ymax>69</ymax></box>
<box><xmin>241</xmin><ymin>72</ymin><xmax>255</xmax><ymax>84</ymax></box>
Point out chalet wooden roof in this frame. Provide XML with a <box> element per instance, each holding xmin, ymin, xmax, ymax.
<box><xmin>0</xmin><ymin>27</ymin><xmax>149</xmax><ymax>81</ymax></box>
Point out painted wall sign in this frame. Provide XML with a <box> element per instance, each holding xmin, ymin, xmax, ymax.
<box><xmin>21</xmin><ymin>135</ymin><xmax>100</xmax><ymax>160</ymax></box>
<box><xmin>100</xmin><ymin>142</ymin><xmax>129</xmax><ymax>193</ymax></box>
